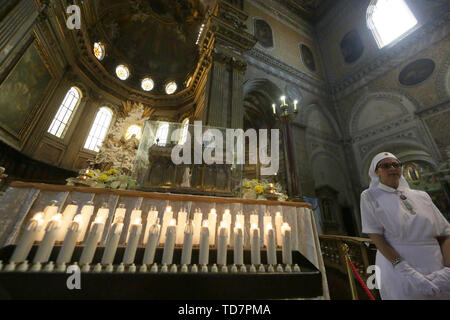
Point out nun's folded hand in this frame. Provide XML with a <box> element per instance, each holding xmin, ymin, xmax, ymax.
<box><xmin>425</xmin><ymin>267</ymin><xmax>450</xmax><ymax>294</ymax></box>
<box><xmin>395</xmin><ymin>261</ymin><xmax>441</xmax><ymax>296</ymax></box>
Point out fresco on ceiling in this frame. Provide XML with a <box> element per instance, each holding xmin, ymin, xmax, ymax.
<box><xmin>399</xmin><ymin>58</ymin><xmax>435</xmax><ymax>86</ymax></box>
<box><xmin>254</xmin><ymin>19</ymin><xmax>273</xmax><ymax>48</ymax></box>
<box><xmin>0</xmin><ymin>43</ymin><xmax>52</xmax><ymax>136</ymax></box>
<box><xmin>300</xmin><ymin>44</ymin><xmax>316</xmax><ymax>72</ymax></box>
<box><xmin>340</xmin><ymin>29</ymin><xmax>364</xmax><ymax>64</ymax></box>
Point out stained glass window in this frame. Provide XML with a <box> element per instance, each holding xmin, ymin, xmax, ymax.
<box><xmin>116</xmin><ymin>65</ymin><xmax>130</xmax><ymax>80</ymax></box>
<box><xmin>367</xmin><ymin>0</ymin><xmax>417</xmax><ymax>48</ymax></box>
<box><xmin>165</xmin><ymin>81</ymin><xmax>177</xmax><ymax>95</ymax></box>
<box><xmin>84</xmin><ymin>107</ymin><xmax>113</xmax><ymax>152</ymax></box>
<box><xmin>48</xmin><ymin>87</ymin><xmax>82</xmax><ymax>138</ymax></box>
<box><xmin>93</xmin><ymin>42</ymin><xmax>105</xmax><ymax>60</ymax></box>
<box><xmin>141</xmin><ymin>78</ymin><xmax>154</xmax><ymax>91</ymax></box>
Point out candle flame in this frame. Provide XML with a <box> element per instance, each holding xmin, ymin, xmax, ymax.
<box><xmin>224</xmin><ymin>209</ymin><xmax>230</xmax><ymax>215</ymax></box>
<box><xmin>32</xmin><ymin>212</ymin><xmax>44</xmax><ymax>221</ymax></box>
<box><xmin>203</xmin><ymin>220</ymin><xmax>209</xmax><ymax>227</ymax></box>
<box><xmin>210</xmin><ymin>208</ymin><xmax>216</xmax><ymax>215</ymax></box>
<box><xmin>166</xmin><ymin>206</ymin><xmax>172</xmax><ymax>212</ymax></box>
<box><xmin>51</xmin><ymin>214</ymin><xmax>63</xmax><ymax>221</ymax></box>
<box><xmin>266</xmin><ymin>223</ymin><xmax>273</xmax><ymax>230</ymax></box>
<box><xmin>220</xmin><ymin>221</ymin><xmax>227</xmax><ymax>228</ymax></box>
<box><xmin>281</xmin><ymin>222</ymin><xmax>291</xmax><ymax>233</ymax></box>
<box><xmin>276</xmin><ymin>212</ymin><xmax>281</xmax><ymax>217</ymax></box>
<box><xmin>251</xmin><ymin>223</ymin><xmax>258</xmax><ymax>229</ymax></box>
<box><xmin>169</xmin><ymin>218</ymin><xmax>176</xmax><ymax>226</ymax></box>
<box><xmin>235</xmin><ymin>222</ymin><xmax>242</xmax><ymax>229</ymax></box>
<box><xmin>134</xmin><ymin>217</ymin><xmax>142</xmax><ymax>225</ymax></box>
<box><xmin>73</xmin><ymin>215</ymin><xmax>82</xmax><ymax>223</ymax></box>
<box><xmin>94</xmin><ymin>216</ymin><xmax>103</xmax><ymax>223</ymax></box>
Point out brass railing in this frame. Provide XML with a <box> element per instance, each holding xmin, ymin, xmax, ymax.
<box><xmin>319</xmin><ymin>235</ymin><xmax>378</xmax><ymax>299</ymax></box>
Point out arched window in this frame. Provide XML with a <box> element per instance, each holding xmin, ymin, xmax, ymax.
<box><xmin>178</xmin><ymin>118</ymin><xmax>189</xmax><ymax>145</ymax></box>
<box><xmin>84</xmin><ymin>107</ymin><xmax>113</xmax><ymax>152</ymax></box>
<box><xmin>48</xmin><ymin>87</ymin><xmax>82</xmax><ymax>138</ymax></box>
<box><xmin>154</xmin><ymin>122</ymin><xmax>169</xmax><ymax>146</ymax></box>
<box><xmin>367</xmin><ymin>0</ymin><xmax>417</xmax><ymax>49</ymax></box>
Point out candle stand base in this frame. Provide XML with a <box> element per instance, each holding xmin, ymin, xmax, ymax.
<box><xmin>0</xmin><ymin>245</ymin><xmax>322</xmax><ymax>299</ymax></box>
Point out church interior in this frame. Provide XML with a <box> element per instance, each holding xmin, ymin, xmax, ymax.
<box><xmin>0</xmin><ymin>0</ymin><xmax>449</xmax><ymax>300</ymax></box>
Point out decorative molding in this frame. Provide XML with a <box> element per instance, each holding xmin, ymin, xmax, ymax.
<box><xmin>357</xmin><ymin>126</ymin><xmax>430</xmax><ymax>160</ymax></box>
<box><xmin>245</xmin><ymin>48</ymin><xmax>328</xmax><ymax>97</ymax></box>
<box><xmin>435</xmin><ymin>54</ymin><xmax>450</xmax><ymax>101</ymax></box>
<box><xmin>349</xmin><ymin>88</ymin><xmax>422</xmax><ymax>136</ymax></box>
<box><xmin>416</xmin><ymin>100</ymin><xmax>450</xmax><ymax>118</ymax></box>
<box><xmin>331</xmin><ymin>11</ymin><xmax>450</xmax><ymax>99</ymax></box>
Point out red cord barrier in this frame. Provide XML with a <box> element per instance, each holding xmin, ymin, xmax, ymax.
<box><xmin>347</xmin><ymin>260</ymin><xmax>376</xmax><ymax>300</ymax></box>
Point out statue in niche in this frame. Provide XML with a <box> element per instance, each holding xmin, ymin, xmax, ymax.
<box><xmin>300</xmin><ymin>44</ymin><xmax>316</xmax><ymax>71</ymax></box>
<box><xmin>180</xmin><ymin>166</ymin><xmax>192</xmax><ymax>188</ymax></box>
<box><xmin>399</xmin><ymin>59</ymin><xmax>435</xmax><ymax>86</ymax></box>
<box><xmin>340</xmin><ymin>29</ymin><xmax>364</xmax><ymax>63</ymax></box>
<box><xmin>254</xmin><ymin>19</ymin><xmax>273</xmax><ymax>48</ymax></box>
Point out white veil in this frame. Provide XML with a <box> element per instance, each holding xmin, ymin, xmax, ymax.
<box><xmin>368</xmin><ymin>152</ymin><xmax>410</xmax><ymax>190</ymax></box>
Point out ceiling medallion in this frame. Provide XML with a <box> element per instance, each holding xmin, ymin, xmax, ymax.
<box><xmin>141</xmin><ymin>78</ymin><xmax>155</xmax><ymax>91</ymax></box>
<box><xmin>165</xmin><ymin>81</ymin><xmax>177</xmax><ymax>95</ymax></box>
<box><xmin>93</xmin><ymin>42</ymin><xmax>105</xmax><ymax>60</ymax></box>
<box><xmin>116</xmin><ymin>65</ymin><xmax>130</xmax><ymax>80</ymax></box>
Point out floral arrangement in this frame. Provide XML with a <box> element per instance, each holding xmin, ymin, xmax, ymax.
<box><xmin>66</xmin><ymin>168</ymin><xmax>137</xmax><ymax>190</ymax></box>
<box><xmin>240</xmin><ymin>178</ymin><xmax>288</xmax><ymax>201</ymax></box>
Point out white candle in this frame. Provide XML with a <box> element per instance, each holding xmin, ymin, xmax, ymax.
<box><xmin>193</xmin><ymin>209</ymin><xmax>203</xmax><ymax>245</ymax></box>
<box><xmin>250</xmin><ymin>213</ymin><xmax>259</xmax><ymax>228</ymax></box>
<box><xmin>56</xmin><ymin>215</ymin><xmax>82</xmax><ymax>264</ymax></box>
<box><xmin>233</xmin><ymin>222</ymin><xmax>244</xmax><ymax>265</ymax></box>
<box><xmin>281</xmin><ymin>223</ymin><xmax>292</xmax><ymax>265</ymax></box>
<box><xmin>181</xmin><ymin>221</ymin><xmax>194</xmax><ymax>265</ymax></box>
<box><xmin>96</xmin><ymin>205</ymin><xmax>110</xmax><ymax>242</ymax></box>
<box><xmin>207</xmin><ymin>208</ymin><xmax>217</xmax><ymax>246</ymax></box>
<box><xmin>250</xmin><ymin>224</ymin><xmax>261</xmax><ymax>265</ymax></box>
<box><xmin>143</xmin><ymin>221</ymin><xmax>160</xmax><ymax>265</ymax></box>
<box><xmin>77</xmin><ymin>202</ymin><xmax>95</xmax><ymax>242</ymax></box>
<box><xmin>266</xmin><ymin>224</ymin><xmax>277</xmax><ymax>265</ymax></box>
<box><xmin>143</xmin><ymin>208</ymin><xmax>158</xmax><ymax>245</ymax></box>
<box><xmin>101</xmin><ymin>218</ymin><xmax>124</xmax><ymax>265</ymax></box>
<box><xmin>37</xmin><ymin>203</ymin><xmax>58</xmax><ymax>241</ymax></box>
<box><xmin>79</xmin><ymin>217</ymin><xmax>105</xmax><ymax>265</ymax></box>
<box><xmin>263</xmin><ymin>213</ymin><xmax>272</xmax><ymax>247</ymax></box>
<box><xmin>176</xmin><ymin>209</ymin><xmax>187</xmax><ymax>245</ymax></box>
<box><xmin>123</xmin><ymin>218</ymin><xmax>142</xmax><ymax>265</ymax></box>
<box><xmin>199</xmin><ymin>220</ymin><xmax>210</xmax><ymax>265</ymax></box>
<box><xmin>57</xmin><ymin>203</ymin><xmax>78</xmax><ymax>242</ymax></box>
<box><xmin>161</xmin><ymin>219</ymin><xmax>177</xmax><ymax>265</ymax></box>
<box><xmin>275</xmin><ymin>212</ymin><xmax>283</xmax><ymax>247</ymax></box>
<box><xmin>217</xmin><ymin>221</ymin><xmax>228</xmax><ymax>266</ymax></box>
<box><xmin>222</xmin><ymin>209</ymin><xmax>232</xmax><ymax>245</ymax></box>
<box><xmin>33</xmin><ymin>214</ymin><xmax>62</xmax><ymax>263</ymax></box>
<box><xmin>160</xmin><ymin>206</ymin><xmax>173</xmax><ymax>245</ymax></box>
<box><xmin>10</xmin><ymin>213</ymin><xmax>44</xmax><ymax>263</ymax></box>
<box><xmin>126</xmin><ymin>209</ymin><xmax>141</xmax><ymax>243</ymax></box>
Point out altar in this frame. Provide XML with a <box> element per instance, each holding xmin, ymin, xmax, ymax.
<box><xmin>0</xmin><ymin>182</ymin><xmax>329</xmax><ymax>299</ymax></box>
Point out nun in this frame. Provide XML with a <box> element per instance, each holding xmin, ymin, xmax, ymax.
<box><xmin>360</xmin><ymin>152</ymin><xmax>450</xmax><ymax>300</ymax></box>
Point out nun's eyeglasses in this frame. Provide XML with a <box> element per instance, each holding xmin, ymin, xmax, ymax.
<box><xmin>377</xmin><ymin>162</ymin><xmax>403</xmax><ymax>170</ymax></box>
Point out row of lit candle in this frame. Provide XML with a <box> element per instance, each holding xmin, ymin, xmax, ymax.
<box><xmin>10</xmin><ymin>204</ymin><xmax>293</xmax><ymax>267</ymax></box>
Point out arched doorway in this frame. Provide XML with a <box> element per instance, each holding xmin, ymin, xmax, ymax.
<box><xmin>243</xmin><ymin>79</ymin><xmax>288</xmax><ymax>192</ymax></box>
